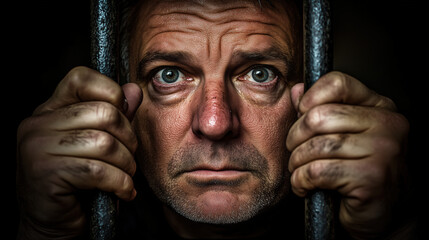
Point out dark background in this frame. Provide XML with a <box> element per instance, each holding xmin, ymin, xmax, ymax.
<box><xmin>6</xmin><ymin>0</ymin><xmax>428</xmax><ymax>238</ymax></box>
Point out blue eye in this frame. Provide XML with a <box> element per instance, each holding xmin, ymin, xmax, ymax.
<box><xmin>245</xmin><ymin>66</ymin><xmax>276</xmax><ymax>83</ymax></box>
<box><xmin>154</xmin><ymin>67</ymin><xmax>185</xmax><ymax>84</ymax></box>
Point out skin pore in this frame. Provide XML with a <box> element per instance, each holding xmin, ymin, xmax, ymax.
<box><xmin>129</xmin><ymin>0</ymin><xmax>301</xmax><ymax>237</ymax></box>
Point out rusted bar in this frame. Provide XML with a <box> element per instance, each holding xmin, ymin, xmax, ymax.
<box><xmin>89</xmin><ymin>0</ymin><xmax>118</xmax><ymax>239</ymax></box>
<box><xmin>303</xmin><ymin>0</ymin><xmax>335</xmax><ymax>239</ymax></box>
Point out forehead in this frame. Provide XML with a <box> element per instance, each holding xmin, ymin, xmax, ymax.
<box><xmin>131</xmin><ymin>0</ymin><xmax>296</xmax><ymax>65</ymax></box>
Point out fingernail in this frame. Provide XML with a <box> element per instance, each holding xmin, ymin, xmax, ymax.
<box><xmin>131</xmin><ymin>188</ymin><xmax>137</xmax><ymax>200</ymax></box>
<box><xmin>122</xmin><ymin>98</ymin><xmax>129</xmax><ymax>113</ymax></box>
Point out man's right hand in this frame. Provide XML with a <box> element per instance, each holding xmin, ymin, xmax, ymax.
<box><xmin>16</xmin><ymin>66</ymin><xmax>143</xmax><ymax>239</ymax></box>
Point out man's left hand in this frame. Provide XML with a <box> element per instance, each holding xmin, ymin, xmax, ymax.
<box><xmin>287</xmin><ymin>71</ymin><xmax>409</xmax><ymax>239</ymax></box>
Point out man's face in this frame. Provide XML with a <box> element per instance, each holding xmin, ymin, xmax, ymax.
<box><xmin>131</xmin><ymin>0</ymin><xmax>299</xmax><ymax>224</ymax></box>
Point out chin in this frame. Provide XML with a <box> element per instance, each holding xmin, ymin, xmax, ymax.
<box><xmin>169</xmin><ymin>188</ymin><xmax>278</xmax><ymax>224</ymax></box>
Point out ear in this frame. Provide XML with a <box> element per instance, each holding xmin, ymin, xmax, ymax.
<box><xmin>290</xmin><ymin>83</ymin><xmax>304</xmax><ymax>116</ymax></box>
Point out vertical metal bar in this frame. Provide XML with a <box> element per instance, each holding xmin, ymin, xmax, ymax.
<box><xmin>303</xmin><ymin>0</ymin><xmax>335</xmax><ymax>240</ymax></box>
<box><xmin>89</xmin><ymin>0</ymin><xmax>118</xmax><ymax>239</ymax></box>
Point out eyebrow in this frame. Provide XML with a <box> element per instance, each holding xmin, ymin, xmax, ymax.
<box><xmin>231</xmin><ymin>46</ymin><xmax>291</xmax><ymax>69</ymax></box>
<box><xmin>137</xmin><ymin>46</ymin><xmax>291</xmax><ymax>80</ymax></box>
<box><xmin>137</xmin><ymin>51</ymin><xmax>195</xmax><ymax>80</ymax></box>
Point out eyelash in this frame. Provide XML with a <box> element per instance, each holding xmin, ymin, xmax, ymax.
<box><xmin>237</xmin><ymin>65</ymin><xmax>281</xmax><ymax>83</ymax></box>
<box><xmin>149</xmin><ymin>66</ymin><xmax>191</xmax><ymax>84</ymax></box>
<box><xmin>147</xmin><ymin>65</ymin><xmax>282</xmax><ymax>85</ymax></box>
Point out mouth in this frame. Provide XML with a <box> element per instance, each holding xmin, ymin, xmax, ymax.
<box><xmin>168</xmin><ymin>142</ymin><xmax>268</xmax><ymax>185</ymax></box>
<box><xmin>185</xmin><ymin>169</ymin><xmax>248</xmax><ymax>178</ymax></box>
<box><xmin>180</xmin><ymin>166</ymin><xmax>252</xmax><ymax>187</ymax></box>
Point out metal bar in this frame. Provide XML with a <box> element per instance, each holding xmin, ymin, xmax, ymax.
<box><xmin>303</xmin><ymin>0</ymin><xmax>335</xmax><ymax>240</ymax></box>
<box><xmin>89</xmin><ymin>0</ymin><xmax>118</xmax><ymax>239</ymax></box>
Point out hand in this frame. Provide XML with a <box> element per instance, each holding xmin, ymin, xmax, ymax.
<box><xmin>16</xmin><ymin>67</ymin><xmax>143</xmax><ymax>239</ymax></box>
<box><xmin>286</xmin><ymin>72</ymin><xmax>409</xmax><ymax>239</ymax></box>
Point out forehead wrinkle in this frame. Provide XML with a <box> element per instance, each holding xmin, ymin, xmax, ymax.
<box><xmin>145</xmin><ymin>0</ymin><xmax>260</xmax><ymax>22</ymax></box>
<box><xmin>148</xmin><ymin>7</ymin><xmax>249</xmax><ymax>25</ymax></box>
<box><xmin>131</xmin><ymin>0</ymin><xmax>298</xmax><ymax>82</ymax></box>
<box><xmin>142</xmin><ymin>0</ymin><xmax>285</xmax><ymax>33</ymax></box>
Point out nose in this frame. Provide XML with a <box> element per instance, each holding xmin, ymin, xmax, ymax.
<box><xmin>192</xmin><ymin>81</ymin><xmax>238</xmax><ymax>141</ymax></box>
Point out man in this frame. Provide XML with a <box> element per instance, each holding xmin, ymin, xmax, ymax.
<box><xmin>16</xmin><ymin>0</ymin><xmax>411</xmax><ymax>239</ymax></box>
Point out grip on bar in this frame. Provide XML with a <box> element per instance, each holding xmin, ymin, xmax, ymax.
<box><xmin>303</xmin><ymin>0</ymin><xmax>335</xmax><ymax>239</ymax></box>
<box><xmin>89</xmin><ymin>0</ymin><xmax>118</xmax><ymax>239</ymax></box>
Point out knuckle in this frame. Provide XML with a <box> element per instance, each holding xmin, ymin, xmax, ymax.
<box><xmin>64</xmin><ymin>66</ymin><xmax>90</xmax><ymax>88</ymax></box>
<box><xmin>307</xmin><ymin>161</ymin><xmax>342</xmax><ymax>186</ymax></box>
<box><xmin>17</xmin><ymin>117</ymin><xmax>36</xmax><ymax>141</ymax></box>
<box><xmin>304</xmin><ymin>107</ymin><xmax>324</xmax><ymax>129</ymax></box>
<box><xmin>93</xmin><ymin>131</ymin><xmax>117</xmax><ymax>155</ymax></box>
<box><xmin>86</xmin><ymin>161</ymin><xmax>106</xmax><ymax>181</ymax></box>
<box><xmin>313</xmin><ymin>134</ymin><xmax>348</xmax><ymax>155</ymax></box>
<box><xmin>104</xmin><ymin>84</ymin><xmax>124</xmax><ymax>106</ymax></box>
<box><xmin>306</xmin><ymin>161</ymin><xmax>323</xmax><ymax>181</ymax></box>
<box><xmin>94</xmin><ymin>102</ymin><xmax>122</xmax><ymax>128</ymax></box>
<box><xmin>324</xmin><ymin>71</ymin><xmax>348</xmax><ymax>99</ymax></box>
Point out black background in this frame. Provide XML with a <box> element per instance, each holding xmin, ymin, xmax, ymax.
<box><xmin>6</xmin><ymin>0</ymin><xmax>428</xmax><ymax>238</ymax></box>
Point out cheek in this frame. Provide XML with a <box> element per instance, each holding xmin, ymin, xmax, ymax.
<box><xmin>133</xmin><ymin>97</ymin><xmax>192</xmax><ymax>175</ymax></box>
<box><xmin>241</xmin><ymin>91</ymin><xmax>296</xmax><ymax>174</ymax></box>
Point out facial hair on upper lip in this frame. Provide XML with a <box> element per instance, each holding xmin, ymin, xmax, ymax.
<box><xmin>167</xmin><ymin>141</ymin><xmax>269</xmax><ymax>180</ymax></box>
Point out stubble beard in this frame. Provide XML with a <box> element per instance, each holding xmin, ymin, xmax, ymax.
<box><xmin>143</xmin><ymin>142</ymin><xmax>290</xmax><ymax>224</ymax></box>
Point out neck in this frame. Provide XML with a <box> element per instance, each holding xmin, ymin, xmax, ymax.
<box><xmin>163</xmin><ymin>205</ymin><xmax>276</xmax><ymax>239</ymax></box>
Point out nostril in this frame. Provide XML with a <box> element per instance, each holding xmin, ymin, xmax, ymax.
<box><xmin>193</xmin><ymin>129</ymin><xmax>203</xmax><ymax>139</ymax></box>
<box><xmin>192</xmin><ymin>128</ymin><xmax>233</xmax><ymax>140</ymax></box>
<box><xmin>191</xmin><ymin>100</ymin><xmax>235</xmax><ymax>141</ymax></box>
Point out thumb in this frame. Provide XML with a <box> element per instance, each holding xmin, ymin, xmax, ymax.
<box><xmin>122</xmin><ymin>83</ymin><xmax>143</xmax><ymax>121</ymax></box>
<box><xmin>290</xmin><ymin>83</ymin><xmax>304</xmax><ymax>117</ymax></box>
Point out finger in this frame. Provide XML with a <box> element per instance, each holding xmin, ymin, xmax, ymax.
<box><xmin>47</xmin><ymin>129</ymin><xmax>136</xmax><ymax>176</ymax></box>
<box><xmin>39</xmin><ymin>101</ymin><xmax>137</xmax><ymax>153</ymax></box>
<box><xmin>298</xmin><ymin>71</ymin><xmax>397</xmax><ymax>115</ymax></box>
<box><xmin>291</xmin><ymin>83</ymin><xmax>304</xmax><ymax>116</ymax></box>
<box><xmin>286</xmin><ymin>104</ymin><xmax>371</xmax><ymax>150</ymax></box>
<box><xmin>290</xmin><ymin>159</ymin><xmax>354</xmax><ymax>197</ymax></box>
<box><xmin>58</xmin><ymin>157</ymin><xmax>136</xmax><ymax>201</ymax></box>
<box><xmin>121</xmin><ymin>83</ymin><xmax>143</xmax><ymax>121</ymax></box>
<box><xmin>35</xmin><ymin>66</ymin><xmax>126</xmax><ymax>115</ymax></box>
<box><xmin>288</xmin><ymin>133</ymin><xmax>372</xmax><ymax>172</ymax></box>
